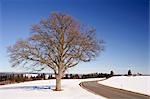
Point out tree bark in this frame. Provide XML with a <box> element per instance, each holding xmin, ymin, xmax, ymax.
<box><xmin>55</xmin><ymin>74</ymin><xmax>62</xmax><ymax>91</ymax></box>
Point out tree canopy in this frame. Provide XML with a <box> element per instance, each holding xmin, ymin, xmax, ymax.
<box><xmin>8</xmin><ymin>13</ymin><xmax>104</xmax><ymax>91</ymax></box>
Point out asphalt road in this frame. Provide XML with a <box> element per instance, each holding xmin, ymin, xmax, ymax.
<box><xmin>80</xmin><ymin>80</ymin><xmax>150</xmax><ymax>99</ymax></box>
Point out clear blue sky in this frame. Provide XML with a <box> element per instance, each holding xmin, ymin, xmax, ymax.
<box><xmin>0</xmin><ymin>0</ymin><xmax>149</xmax><ymax>74</ymax></box>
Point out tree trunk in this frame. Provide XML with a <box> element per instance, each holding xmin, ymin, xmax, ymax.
<box><xmin>55</xmin><ymin>74</ymin><xmax>62</xmax><ymax>91</ymax></box>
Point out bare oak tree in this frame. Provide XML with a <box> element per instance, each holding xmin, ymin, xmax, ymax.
<box><xmin>7</xmin><ymin>13</ymin><xmax>104</xmax><ymax>91</ymax></box>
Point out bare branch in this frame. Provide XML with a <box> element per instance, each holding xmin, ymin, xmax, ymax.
<box><xmin>7</xmin><ymin>12</ymin><xmax>104</xmax><ymax>76</ymax></box>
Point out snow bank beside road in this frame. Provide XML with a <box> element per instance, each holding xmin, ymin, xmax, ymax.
<box><xmin>0</xmin><ymin>78</ymin><xmax>106</xmax><ymax>99</ymax></box>
<box><xmin>98</xmin><ymin>76</ymin><xmax>150</xmax><ymax>96</ymax></box>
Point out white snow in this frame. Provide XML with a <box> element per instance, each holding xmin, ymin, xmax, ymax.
<box><xmin>0</xmin><ymin>78</ymin><xmax>107</xmax><ymax>99</ymax></box>
<box><xmin>98</xmin><ymin>76</ymin><xmax>150</xmax><ymax>96</ymax></box>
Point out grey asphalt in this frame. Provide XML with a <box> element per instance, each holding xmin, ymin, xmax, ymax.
<box><xmin>80</xmin><ymin>80</ymin><xmax>150</xmax><ymax>99</ymax></box>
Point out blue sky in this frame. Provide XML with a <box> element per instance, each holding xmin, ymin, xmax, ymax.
<box><xmin>0</xmin><ymin>0</ymin><xmax>149</xmax><ymax>74</ymax></box>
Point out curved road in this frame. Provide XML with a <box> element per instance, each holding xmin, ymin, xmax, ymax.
<box><xmin>80</xmin><ymin>80</ymin><xmax>150</xmax><ymax>99</ymax></box>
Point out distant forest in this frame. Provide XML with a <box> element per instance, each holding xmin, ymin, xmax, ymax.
<box><xmin>0</xmin><ymin>72</ymin><xmax>114</xmax><ymax>85</ymax></box>
<box><xmin>0</xmin><ymin>70</ymin><xmax>144</xmax><ymax>85</ymax></box>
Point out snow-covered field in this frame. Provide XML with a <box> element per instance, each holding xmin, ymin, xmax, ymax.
<box><xmin>98</xmin><ymin>76</ymin><xmax>150</xmax><ymax>96</ymax></box>
<box><xmin>0</xmin><ymin>78</ymin><xmax>106</xmax><ymax>99</ymax></box>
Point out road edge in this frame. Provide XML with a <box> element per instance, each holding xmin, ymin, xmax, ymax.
<box><xmin>79</xmin><ymin>78</ymin><xmax>107</xmax><ymax>97</ymax></box>
<box><xmin>79</xmin><ymin>78</ymin><xmax>150</xmax><ymax>98</ymax></box>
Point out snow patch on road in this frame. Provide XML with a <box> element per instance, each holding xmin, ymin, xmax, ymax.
<box><xmin>0</xmin><ymin>78</ymin><xmax>107</xmax><ymax>99</ymax></box>
<box><xmin>98</xmin><ymin>76</ymin><xmax>150</xmax><ymax>96</ymax></box>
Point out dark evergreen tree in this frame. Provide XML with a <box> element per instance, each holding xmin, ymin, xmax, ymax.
<box><xmin>128</xmin><ymin>70</ymin><xmax>132</xmax><ymax>76</ymax></box>
<box><xmin>110</xmin><ymin>70</ymin><xmax>114</xmax><ymax>76</ymax></box>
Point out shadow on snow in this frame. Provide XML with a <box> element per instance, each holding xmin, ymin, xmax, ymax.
<box><xmin>0</xmin><ymin>85</ymin><xmax>53</xmax><ymax>91</ymax></box>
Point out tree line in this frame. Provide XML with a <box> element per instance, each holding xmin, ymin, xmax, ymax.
<box><xmin>0</xmin><ymin>73</ymin><xmax>46</xmax><ymax>85</ymax></box>
<box><xmin>0</xmin><ymin>72</ymin><xmax>112</xmax><ymax>85</ymax></box>
<box><xmin>0</xmin><ymin>70</ymin><xmax>135</xmax><ymax>85</ymax></box>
